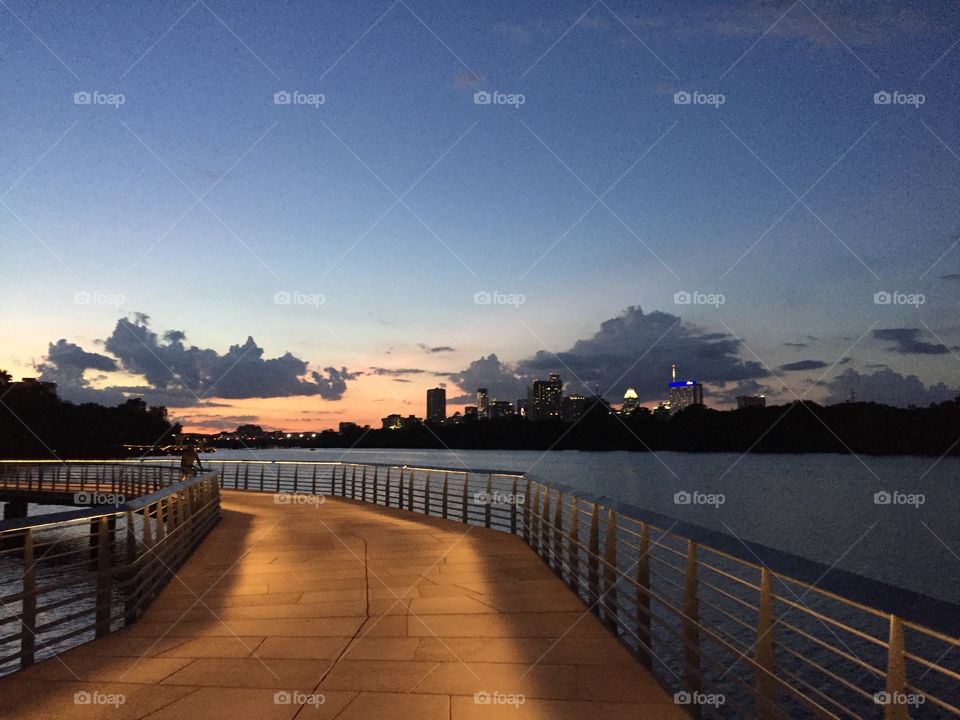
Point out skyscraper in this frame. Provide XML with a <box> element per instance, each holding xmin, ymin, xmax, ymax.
<box><xmin>668</xmin><ymin>365</ymin><xmax>703</xmax><ymax>413</ymax></box>
<box><xmin>737</xmin><ymin>395</ymin><xmax>766</xmax><ymax>409</ymax></box>
<box><xmin>426</xmin><ymin>388</ymin><xmax>446</xmax><ymax>423</ymax></box>
<box><xmin>528</xmin><ymin>372</ymin><xmax>563</xmax><ymax>421</ymax></box>
<box><xmin>622</xmin><ymin>388</ymin><xmax>640</xmax><ymax>414</ymax></box>
<box><xmin>477</xmin><ymin>388</ymin><xmax>489</xmax><ymax>419</ymax></box>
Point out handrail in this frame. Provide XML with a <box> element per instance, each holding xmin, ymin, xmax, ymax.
<box><xmin>0</xmin><ymin>470</ymin><xmax>220</xmax><ymax>675</ymax></box>
<box><xmin>1</xmin><ymin>459</ymin><xmax>956</xmax><ymax>719</ymax></box>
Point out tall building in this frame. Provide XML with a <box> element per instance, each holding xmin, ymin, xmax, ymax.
<box><xmin>621</xmin><ymin>388</ymin><xmax>640</xmax><ymax>415</ymax></box>
<box><xmin>668</xmin><ymin>365</ymin><xmax>703</xmax><ymax>413</ymax></box>
<box><xmin>561</xmin><ymin>394</ymin><xmax>590</xmax><ymax>423</ymax></box>
<box><xmin>527</xmin><ymin>372</ymin><xmax>563</xmax><ymax>421</ymax></box>
<box><xmin>489</xmin><ymin>400</ymin><xmax>514</xmax><ymax>419</ymax></box>
<box><xmin>737</xmin><ymin>395</ymin><xmax>766</xmax><ymax>409</ymax></box>
<box><xmin>426</xmin><ymin>387</ymin><xmax>446</xmax><ymax>422</ymax></box>
<box><xmin>477</xmin><ymin>388</ymin><xmax>489</xmax><ymax>419</ymax></box>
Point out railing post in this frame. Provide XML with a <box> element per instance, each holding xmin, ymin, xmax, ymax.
<box><xmin>293</xmin><ymin>465</ymin><xmax>299</xmax><ymax>493</ymax></box>
<box><xmin>522</xmin><ymin>479</ymin><xmax>532</xmax><ymax>542</ymax></box>
<box><xmin>275</xmin><ymin>464</ymin><xmax>281</xmax><ymax>492</ymax></box>
<box><xmin>21</xmin><ymin>529</ymin><xmax>36</xmax><ymax>668</ymax></box>
<box><xmin>884</xmin><ymin>616</ymin><xmax>909</xmax><ymax>720</ymax></box>
<box><xmin>259</xmin><ymin>466</ymin><xmax>265</xmax><ymax>492</ymax></box>
<box><xmin>484</xmin><ymin>474</ymin><xmax>493</xmax><ymax>528</ymax></box>
<box><xmin>424</xmin><ymin>472</ymin><xmax>431</xmax><ymax>516</ymax></box>
<box><xmin>636</xmin><ymin>523</ymin><xmax>651</xmax><ymax>668</ymax></box>
<box><xmin>373</xmin><ymin>466</ymin><xmax>379</xmax><ymax>505</ymax></box>
<box><xmin>407</xmin><ymin>469</ymin><xmax>414</xmax><ymax>511</ymax></box>
<box><xmin>588</xmin><ymin>503</ymin><xmax>599</xmax><ymax>603</ymax></box>
<box><xmin>553</xmin><ymin>492</ymin><xmax>563</xmax><ymax>570</ymax></box>
<box><xmin>350</xmin><ymin>465</ymin><xmax>357</xmax><ymax>499</ymax></box>
<box><xmin>124</xmin><ymin>511</ymin><xmax>137</xmax><ymax>624</ymax></box>
<box><xmin>462</xmin><ymin>472</ymin><xmax>470</xmax><ymax>523</ymax></box>
<box><xmin>683</xmin><ymin>540</ymin><xmax>702</xmax><ymax>717</ymax></box>
<box><xmin>569</xmin><ymin>499</ymin><xmax>580</xmax><ymax>593</ymax></box>
<box><xmin>311</xmin><ymin>464</ymin><xmax>318</xmax><ymax>496</ymax></box>
<box><xmin>243</xmin><ymin>464</ymin><xmax>249</xmax><ymax>490</ymax></box>
<box><xmin>530</xmin><ymin>484</ymin><xmax>541</xmax><ymax>554</ymax></box>
<box><xmin>603</xmin><ymin>510</ymin><xmax>618</xmax><ymax>627</ymax></box>
<box><xmin>510</xmin><ymin>477</ymin><xmax>518</xmax><ymax>535</ymax></box>
<box><xmin>441</xmin><ymin>473</ymin><xmax>449</xmax><ymax>519</ymax></box>
<box><xmin>755</xmin><ymin>567</ymin><xmax>777</xmax><ymax>718</ymax></box>
<box><xmin>95</xmin><ymin>517</ymin><xmax>112</xmax><ymax>637</ymax></box>
<box><xmin>361</xmin><ymin>466</ymin><xmax>368</xmax><ymax>503</ymax></box>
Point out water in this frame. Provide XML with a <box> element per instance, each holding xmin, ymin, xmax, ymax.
<box><xmin>201</xmin><ymin>447</ymin><xmax>959</xmax><ymax>605</ymax></box>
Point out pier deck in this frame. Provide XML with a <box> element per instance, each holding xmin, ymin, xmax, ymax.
<box><xmin>0</xmin><ymin>490</ymin><xmax>684</xmax><ymax>719</ymax></box>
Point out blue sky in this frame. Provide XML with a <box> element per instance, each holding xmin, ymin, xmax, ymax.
<box><xmin>2</xmin><ymin>0</ymin><xmax>960</xmax><ymax>429</ymax></box>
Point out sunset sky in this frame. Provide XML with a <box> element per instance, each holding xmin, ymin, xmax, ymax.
<box><xmin>2</xmin><ymin>0</ymin><xmax>960</xmax><ymax>431</ymax></box>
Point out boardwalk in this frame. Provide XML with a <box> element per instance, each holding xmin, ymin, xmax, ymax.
<box><xmin>0</xmin><ymin>490</ymin><xmax>685</xmax><ymax>719</ymax></box>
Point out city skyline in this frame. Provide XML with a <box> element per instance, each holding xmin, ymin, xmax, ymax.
<box><xmin>2</xmin><ymin>1</ymin><xmax>960</xmax><ymax>432</ymax></box>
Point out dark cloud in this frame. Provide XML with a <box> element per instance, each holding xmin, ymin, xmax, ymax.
<box><xmin>38</xmin><ymin>315</ymin><xmax>358</xmax><ymax>406</ymax></box>
<box><xmin>452</xmin><ymin>307</ymin><xmax>769</xmax><ymax>403</ymax></box>
<box><xmin>942</xmin><ymin>273</ymin><xmax>960</xmax><ymax>281</ymax></box>
<box><xmin>874</xmin><ymin>328</ymin><xmax>949</xmax><ymax>355</ymax></box>
<box><xmin>823</xmin><ymin>368</ymin><xmax>958</xmax><ymax>407</ymax></box>
<box><xmin>369</xmin><ymin>367</ymin><xmax>427</xmax><ymax>376</ymax></box>
<box><xmin>417</xmin><ymin>344</ymin><xmax>455</xmax><ymax>354</ymax></box>
<box><xmin>783</xmin><ymin>342</ymin><xmax>808</xmax><ymax>348</ymax></box>
<box><xmin>778</xmin><ymin>360</ymin><xmax>829</xmax><ymax>372</ymax></box>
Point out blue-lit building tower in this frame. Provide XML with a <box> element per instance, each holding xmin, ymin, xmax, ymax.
<box><xmin>668</xmin><ymin>364</ymin><xmax>703</xmax><ymax>413</ymax></box>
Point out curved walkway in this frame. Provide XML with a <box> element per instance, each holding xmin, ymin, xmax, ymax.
<box><xmin>0</xmin><ymin>491</ymin><xmax>686</xmax><ymax>719</ymax></box>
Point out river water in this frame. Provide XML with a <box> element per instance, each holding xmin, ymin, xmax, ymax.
<box><xmin>202</xmin><ymin>447</ymin><xmax>959</xmax><ymax>605</ymax></box>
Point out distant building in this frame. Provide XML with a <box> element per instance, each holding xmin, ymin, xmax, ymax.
<box><xmin>528</xmin><ymin>373</ymin><xmax>563</xmax><ymax>421</ymax></box>
<box><xmin>464</xmin><ymin>406</ymin><xmax>478</xmax><ymax>418</ymax></box>
<box><xmin>737</xmin><ymin>395</ymin><xmax>766</xmax><ymax>409</ymax></box>
<box><xmin>339</xmin><ymin>422</ymin><xmax>360</xmax><ymax>434</ymax></box>
<box><xmin>477</xmin><ymin>388</ymin><xmax>489</xmax><ymax>419</ymax></box>
<box><xmin>382</xmin><ymin>414</ymin><xmax>404</xmax><ymax>430</ymax></box>
<box><xmin>668</xmin><ymin>365</ymin><xmax>703</xmax><ymax>413</ymax></box>
<box><xmin>561</xmin><ymin>395</ymin><xmax>591</xmax><ymax>423</ymax></box>
<box><xmin>516</xmin><ymin>398</ymin><xmax>527</xmax><ymax>417</ymax></box>
<box><xmin>489</xmin><ymin>400</ymin><xmax>514</xmax><ymax>419</ymax></box>
<box><xmin>621</xmin><ymin>388</ymin><xmax>640</xmax><ymax>415</ymax></box>
<box><xmin>426</xmin><ymin>388</ymin><xmax>446</xmax><ymax>422</ymax></box>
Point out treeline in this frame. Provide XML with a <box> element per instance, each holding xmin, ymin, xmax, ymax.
<box><xmin>0</xmin><ymin>383</ymin><xmax>176</xmax><ymax>458</ymax></box>
<box><xmin>301</xmin><ymin>400</ymin><xmax>960</xmax><ymax>456</ymax></box>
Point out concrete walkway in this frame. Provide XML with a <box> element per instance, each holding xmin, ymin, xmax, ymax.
<box><xmin>0</xmin><ymin>491</ymin><xmax>686</xmax><ymax>719</ymax></box>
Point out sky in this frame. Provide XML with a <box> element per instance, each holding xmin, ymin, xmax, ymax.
<box><xmin>2</xmin><ymin>0</ymin><xmax>960</xmax><ymax>431</ymax></box>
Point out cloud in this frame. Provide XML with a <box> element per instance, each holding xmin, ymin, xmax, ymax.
<box><xmin>37</xmin><ymin>314</ymin><xmax>358</xmax><ymax>406</ymax></box>
<box><xmin>452</xmin><ymin>307</ymin><xmax>769</xmax><ymax>403</ymax></box>
<box><xmin>453</xmin><ymin>70</ymin><xmax>484</xmax><ymax>88</ymax></box>
<box><xmin>874</xmin><ymin>328</ymin><xmax>949</xmax><ymax>355</ymax></box>
<box><xmin>942</xmin><ymin>273</ymin><xmax>960</xmax><ymax>281</ymax></box>
<box><xmin>369</xmin><ymin>367</ymin><xmax>428</xmax><ymax>376</ymax></box>
<box><xmin>823</xmin><ymin>368</ymin><xmax>958</xmax><ymax>407</ymax></box>
<box><xmin>417</xmin><ymin>344</ymin><xmax>455</xmax><ymax>354</ymax></box>
<box><xmin>783</xmin><ymin>342</ymin><xmax>809</xmax><ymax>348</ymax></box>
<box><xmin>778</xmin><ymin>359</ymin><xmax>829</xmax><ymax>372</ymax></box>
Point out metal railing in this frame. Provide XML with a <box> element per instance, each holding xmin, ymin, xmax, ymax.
<box><xmin>0</xmin><ymin>469</ymin><xmax>220</xmax><ymax>675</ymax></box>
<box><xmin>1</xmin><ymin>459</ymin><xmax>957</xmax><ymax>719</ymax></box>
<box><xmin>0</xmin><ymin>461</ymin><xmax>180</xmax><ymax>501</ymax></box>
